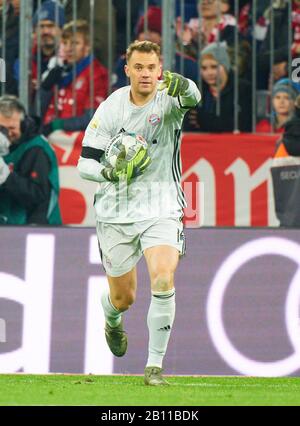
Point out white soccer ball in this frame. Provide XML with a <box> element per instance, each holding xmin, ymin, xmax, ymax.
<box><xmin>105</xmin><ymin>132</ymin><xmax>148</xmax><ymax>167</ymax></box>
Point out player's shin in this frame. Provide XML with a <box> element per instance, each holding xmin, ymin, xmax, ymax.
<box><xmin>146</xmin><ymin>289</ymin><xmax>176</xmax><ymax>368</ymax></box>
<box><xmin>101</xmin><ymin>289</ymin><xmax>123</xmax><ymax>327</ymax></box>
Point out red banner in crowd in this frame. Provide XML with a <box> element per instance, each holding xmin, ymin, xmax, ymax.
<box><xmin>49</xmin><ymin>131</ymin><xmax>280</xmax><ymax>227</ymax></box>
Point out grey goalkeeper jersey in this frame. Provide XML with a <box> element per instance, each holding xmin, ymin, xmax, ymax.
<box><xmin>77</xmin><ymin>80</ymin><xmax>201</xmax><ymax>223</ymax></box>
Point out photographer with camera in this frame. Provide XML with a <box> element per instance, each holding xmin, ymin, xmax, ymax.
<box><xmin>0</xmin><ymin>95</ymin><xmax>61</xmax><ymax>225</ymax></box>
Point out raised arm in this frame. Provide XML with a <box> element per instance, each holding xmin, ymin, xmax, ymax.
<box><xmin>158</xmin><ymin>70</ymin><xmax>201</xmax><ymax>109</ymax></box>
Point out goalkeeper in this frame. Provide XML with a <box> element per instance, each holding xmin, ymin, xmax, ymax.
<box><xmin>77</xmin><ymin>40</ymin><xmax>201</xmax><ymax>386</ymax></box>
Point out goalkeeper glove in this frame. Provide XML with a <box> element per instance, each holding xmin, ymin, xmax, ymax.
<box><xmin>122</xmin><ymin>146</ymin><xmax>151</xmax><ymax>183</ymax></box>
<box><xmin>101</xmin><ymin>166</ymin><xmax>128</xmax><ymax>182</ymax></box>
<box><xmin>158</xmin><ymin>70</ymin><xmax>189</xmax><ymax>97</ymax></box>
<box><xmin>101</xmin><ymin>145</ymin><xmax>127</xmax><ymax>182</ymax></box>
<box><xmin>101</xmin><ymin>145</ymin><xmax>151</xmax><ymax>184</ymax></box>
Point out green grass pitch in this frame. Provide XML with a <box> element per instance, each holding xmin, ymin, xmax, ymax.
<box><xmin>0</xmin><ymin>375</ymin><xmax>300</xmax><ymax>406</ymax></box>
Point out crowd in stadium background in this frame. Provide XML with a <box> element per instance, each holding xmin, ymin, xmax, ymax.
<box><xmin>0</xmin><ymin>0</ymin><xmax>300</xmax><ymax>226</ymax></box>
<box><xmin>1</xmin><ymin>0</ymin><xmax>299</xmax><ymax>133</ymax></box>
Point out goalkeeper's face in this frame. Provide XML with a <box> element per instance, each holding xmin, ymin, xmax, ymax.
<box><xmin>125</xmin><ymin>51</ymin><xmax>162</xmax><ymax>99</ymax></box>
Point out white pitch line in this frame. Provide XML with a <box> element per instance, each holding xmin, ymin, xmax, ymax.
<box><xmin>171</xmin><ymin>383</ymin><xmax>300</xmax><ymax>389</ymax></box>
<box><xmin>93</xmin><ymin>381</ymin><xmax>300</xmax><ymax>390</ymax></box>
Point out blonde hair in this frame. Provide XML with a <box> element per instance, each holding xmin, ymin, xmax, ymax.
<box><xmin>126</xmin><ymin>40</ymin><xmax>161</xmax><ymax>63</ymax></box>
<box><xmin>62</xmin><ymin>19</ymin><xmax>90</xmax><ymax>44</ymax></box>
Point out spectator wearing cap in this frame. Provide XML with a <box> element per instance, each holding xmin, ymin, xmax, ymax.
<box><xmin>14</xmin><ymin>0</ymin><xmax>65</xmax><ymax>96</ymax></box>
<box><xmin>184</xmin><ymin>42</ymin><xmax>252</xmax><ymax>133</ymax></box>
<box><xmin>112</xmin><ymin>5</ymin><xmax>199</xmax><ymax>91</ymax></box>
<box><xmin>256</xmin><ymin>79</ymin><xmax>298</xmax><ymax>134</ymax></box>
<box><xmin>112</xmin><ymin>0</ymin><xmax>198</xmax><ymax>59</ymax></box>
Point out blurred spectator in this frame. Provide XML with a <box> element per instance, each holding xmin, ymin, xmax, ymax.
<box><xmin>136</xmin><ymin>6</ymin><xmax>163</xmax><ymax>46</ymax></box>
<box><xmin>176</xmin><ymin>0</ymin><xmax>237</xmax><ymax>60</ymax></box>
<box><xmin>281</xmin><ymin>95</ymin><xmax>300</xmax><ymax>156</ymax></box>
<box><xmin>271</xmin><ymin>94</ymin><xmax>300</xmax><ymax>227</ymax></box>
<box><xmin>238</xmin><ymin>0</ymin><xmax>270</xmax><ymax>39</ymax></box>
<box><xmin>65</xmin><ymin>0</ymin><xmax>116</xmax><ymax>67</ymax></box>
<box><xmin>256</xmin><ymin>79</ymin><xmax>298</xmax><ymax>133</ymax></box>
<box><xmin>258</xmin><ymin>0</ymin><xmax>300</xmax><ymax>89</ymax></box>
<box><xmin>0</xmin><ymin>0</ymin><xmax>20</xmax><ymax>95</ymax></box>
<box><xmin>177</xmin><ymin>0</ymin><xmax>251</xmax><ymax>80</ymax></box>
<box><xmin>14</xmin><ymin>0</ymin><xmax>65</xmax><ymax>95</ymax></box>
<box><xmin>0</xmin><ymin>0</ymin><xmax>19</xmax><ymax>69</ymax></box>
<box><xmin>0</xmin><ymin>95</ymin><xmax>61</xmax><ymax>225</ymax></box>
<box><xmin>40</xmin><ymin>19</ymin><xmax>108</xmax><ymax>135</ymax></box>
<box><xmin>112</xmin><ymin>6</ymin><xmax>198</xmax><ymax>90</ymax></box>
<box><xmin>184</xmin><ymin>42</ymin><xmax>252</xmax><ymax>132</ymax></box>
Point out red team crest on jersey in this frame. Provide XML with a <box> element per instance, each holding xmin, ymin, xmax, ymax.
<box><xmin>148</xmin><ymin>114</ymin><xmax>161</xmax><ymax>126</ymax></box>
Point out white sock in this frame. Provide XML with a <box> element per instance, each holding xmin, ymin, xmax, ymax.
<box><xmin>146</xmin><ymin>289</ymin><xmax>176</xmax><ymax>368</ymax></box>
<box><xmin>101</xmin><ymin>290</ymin><xmax>122</xmax><ymax>328</ymax></box>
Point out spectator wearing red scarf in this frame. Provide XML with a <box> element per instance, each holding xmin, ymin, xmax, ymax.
<box><xmin>176</xmin><ymin>0</ymin><xmax>237</xmax><ymax>60</ymax></box>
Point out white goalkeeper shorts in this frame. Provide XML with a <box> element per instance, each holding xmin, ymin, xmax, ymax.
<box><xmin>96</xmin><ymin>217</ymin><xmax>185</xmax><ymax>277</ymax></box>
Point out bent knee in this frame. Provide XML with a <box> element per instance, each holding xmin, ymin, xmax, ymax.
<box><xmin>112</xmin><ymin>291</ymin><xmax>136</xmax><ymax>311</ymax></box>
<box><xmin>151</xmin><ymin>272</ymin><xmax>174</xmax><ymax>292</ymax></box>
